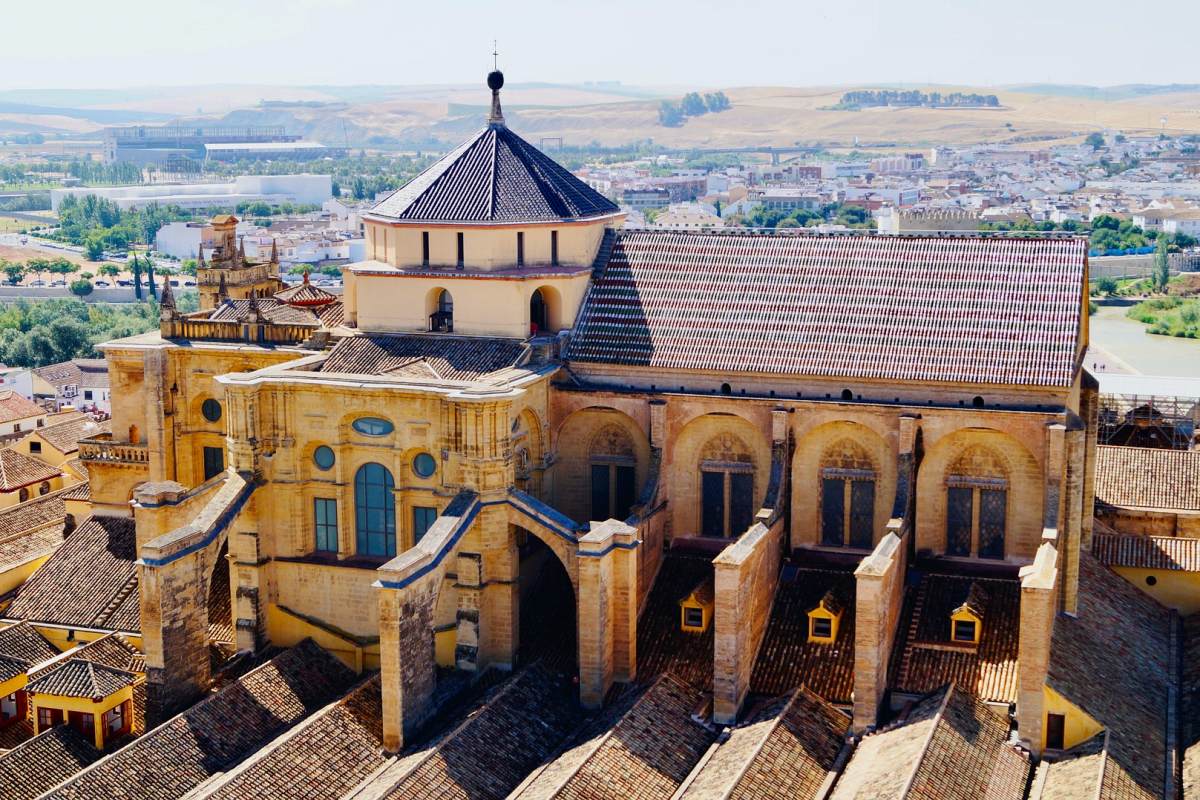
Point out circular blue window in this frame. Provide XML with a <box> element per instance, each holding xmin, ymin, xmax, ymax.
<box><xmin>352</xmin><ymin>417</ymin><xmax>393</xmax><ymax>436</ymax></box>
<box><xmin>413</xmin><ymin>452</ymin><xmax>437</xmax><ymax>478</ymax></box>
<box><xmin>313</xmin><ymin>445</ymin><xmax>335</xmax><ymax>470</ymax></box>
<box><xmin>201</xmin><ymin>398</ymin><xmax>222</xmax><ymax>423</ymax></box>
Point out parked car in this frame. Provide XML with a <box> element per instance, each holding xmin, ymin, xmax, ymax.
<box><xmin>95</xmin><ymin>280</ymin><xmax>110</xmax><ymax>287</ymax></box>
<box><xmin>116</xmin><ymin>279</ymin><xmax>132</xmax><ymax>287</ymax></box>
<box><xmin>50</xmin><ymin>280</ymin><xmax>66</xmax><ymax>287</ymax></box>
<box><xmin>183</xmin><ymin>279</ymin><xmax>197</xmax><ymax>287</ymax></box>
<box><xmin>169</xmin><ymin>279</ymin><xmax>181</xmax><ymax>287</ymax></box>
<box><xmin>29</xmin><ymin>280</ymin><xmax>46</xmax><ymax>287</ymax></box>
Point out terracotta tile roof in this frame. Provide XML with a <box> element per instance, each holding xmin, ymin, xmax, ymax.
<box><xmin>37</xmin><ymin>417</ymin><xmax>108</xmax><ymax>455</ymax></box>
<box><xmin>27</xmin><ymin>658</ymin><xmax>134</xmax><ymax>699</ymax></box>
<box><xmin>319</xmin><ymin>333</ymin><xmax>530</xmax><ymax>383</ymax></box>
<box><xmin>207</xmin><ymin>297</ymin><xmax>321</xmax><ymax>326</ymax></box>
<box><xmin>61</xmin><ymin>480</ymin><xmax>90</xmax><ymax>501</ymax></box>
<box><xmin>1033</xmin><ymin>733</ymin><xmax>1107</xmax><ymax>800</ymax></box>
<box><xmin>0</xmin><ymin>518</ymin><xmax>66</xmax><ymax>572</ymax></box>
<box><xmin>0</xmin><ymin>653</ymin><xmax>28</xmax><ymax>682</ymax></box>
<box><xmin>1093</xmin><ymin>531</ymin><xmax>1200</xmax><ymax>571</ymax></box>
<box><xmin>0</xmin><ymin>390</ymin><xmax>45</xmax><ymax>424</ymax></box>
<box><xmin>830</xmin><ymin>684</ymin><xmax>1029</xmax><ymax>800</ymax></box>
<box><xmin>750</xmin><ymin>568</ymin><xmax>856</xmax><ymax>703</ymax></box>
<box><xmin>1182</xmin><ymin>614</ymin><xmax>1200</xmax><ymax>800</ymax></box>
<box><xmin>29</xmin><ymin>634</ymin><xmax>144</xmax><ymax>683</ymax></box>
<box><xmin>1047</xmin><ymin>552</ymin><xmax>1173</xmax><ymax>800</ymax></box>
<box><xmin>0</xmin><ymin>620</ymin><xmax>57</xmax><ymax>665</ymax></box>
<box><xmin>516</xmin><ymin>673</ymin><xmax>714</xmax><ymax>800</ymax></box>
<box><xmin>0</xmin><ymin>725</ymin><xmax>100</xmax><ymax>800</ymax></box>
<box><xmin>274</xmin><ymin>278</ymin><xmax>338</xmax><ymax>307</ymax></box>
<box><xmin>0</xmin><ymin>489</ymin><xmax>67</xmax><ymax>540</ymax></box>
<box><xmin>568</xmin><ymin>231</ymin><xmax>1087</xmax><ymax>387</ymax></box>
<box><xmin>32</xmin><ymin>362</ymin><xmax>82</xmax><ymax>389</ymax></box>
<box><xmin>370</xmin><ymin>124</ymin><xmax>619</xmax><ymax>223</ymax></box>
<box><xmin>202</xmin><ymin>675</ymin><xmax>384</xmax><ymax>799</ymax></box>
<box><xmin>891</xmin><ymin>574</ymin><xmax>1020</xmax><ymax>703</ymax></box>
<box><xmin>375</xmin><ymin>662</ymin><xmax>582</xmax><ymax>799</ymax></box>
<box><xmin>678</xmin><ymin>686</ymin><xmax>850</xmax><ymax>800</ymax></box>
<box><xmin>0</xmin><ymin>449</ymin><xmax>60</xmax><ymax>492</ymax></box>
<box><xmin>1095</xmin><ymin>445</ymin><xmax>1200</xmax><ymax>511</ymax></box>
<box><xmin>43</xmin><ymin>639</ymin><xmax>357</xmax><ymax>800</ymax></box>
<box><xmin>315</xmin><ymin>300</ymin><xmax>345</xmax><ymax>328</ymax></box>
<box><xmin>636</xmin><ymin>553</ymin><xmax>715</xmax><ymax>689</ymax></box>
<box><xmin>6</xmin><ymin>515</ymin><xmax>139</xmax><ymax>633</ymax></box>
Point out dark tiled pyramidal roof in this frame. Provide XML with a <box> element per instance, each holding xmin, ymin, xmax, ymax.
<box><xmin>369</xmin><ymin>125</ymin><xmax>619</xmax><ymax>223</ymax></box>
<box><xmin>27</xmin><ymin>658</ymin><xmax>134</xmax><ymax>699</ymax></box>
<box><xmin>568</xmin><ymin>230</ymin><xmax>1088</xmax><ymax>387</ymax></box>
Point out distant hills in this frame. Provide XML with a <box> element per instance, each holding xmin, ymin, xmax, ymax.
<box><xmin>3</xmin><ymin>82</ymin><xmax>1200</xmax><ymax>148</ymax></box>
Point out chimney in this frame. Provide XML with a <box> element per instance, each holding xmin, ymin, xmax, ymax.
<box><xmin>1016</xmin><ymin>542</ymin><xmax>1058</xmax><ymax>755</ymax></box>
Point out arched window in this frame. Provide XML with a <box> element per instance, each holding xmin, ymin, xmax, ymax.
<box><xmin>819</xmin><ymin>439</ymin><xmax>877</xmax><ymax>549</ymax></box>
<box><xmin>589</xmin><ymin>425</ymin><xmax>637</xmax><ymax>522</ymax></box>
<box><xmin>430</xmin><ymin>290</ymin><xmax>453</xmax><ymax>332</ymax></box>
<box><xmin>699</xmin><ymin>434</ymin><xmax>754</xmax><ymax>538</ymax></box>
<box><xmin>530</xmin><ymin>289</ymin><xmax>548</xmax><ymax>334</ymax></box>
<box><xmin>945</xmin><ymin>445</ymin><xmax>1008</xmax><ymax>559</ymax></box>
<box><xmin>18</xmin><ymin>488</ymin><xmax>29</xmax><ymax>503</ymax></box>
<box><xmin>355</xmin><ymin>463</ymin><xmax>396</xmax><ymax>558</ymax></box>
<box><xmin>38</xmin><ymin>481</ymin><xmax>50</xmax><ymax>496</ymax></box>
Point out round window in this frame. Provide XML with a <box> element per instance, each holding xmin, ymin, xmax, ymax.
<box><xmin>413</xmin><ymin>452</ymin><xmax>437</xmax><ymax>478</ymax></box>
<box><xmin>201</xmin><ymin>399</ymin><xmax>222</xmax><ymax>423</ymax></box>
<box><xmin>313</xmin><ymin>446</ymin><xmax>335</xmax><ymax>470</ymax></box>
<box><xmin>352</xmin><ymin>417</ymin><xmax>393</xmax><ymax>436</ymax></box>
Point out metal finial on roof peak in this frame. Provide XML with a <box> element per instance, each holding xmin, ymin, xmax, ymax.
<box><xmin>487</xmin><ymin>51</ymin><xmax>505</xmax><ymax>128</ymax></box>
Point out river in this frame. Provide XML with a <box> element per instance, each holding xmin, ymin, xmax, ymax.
<box><xmin>1087</xmin><ymin>303</ymin><xmax>1200</xmax><ymax>378</ymax></box>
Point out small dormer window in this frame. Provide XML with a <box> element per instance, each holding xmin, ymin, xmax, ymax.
<box><xmin>806</xmin><ymin>589</ymin><xmax>843</xmax><ymax>644</ymax></box>
<box><xmin>949</xmin><ymin>581</ymin><xmax>986</xmax><ymax>645</ymax></box>
<box><xmin>679</xmin><ymin>578</ymin><xmax>713</xmax><ymax>634</ymax></box>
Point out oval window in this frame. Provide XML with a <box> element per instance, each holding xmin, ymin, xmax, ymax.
<box><xmin>352</xmin><ymin>417</ymin><xmax>393</xmax><ymax>436</ymax></box>
<box><xmin>413</xmin><ymin>452</ymin><xmax>437</xmax><ymax>478</ymax></box>
<box><xmin>313</xmin><ymin>446</ymin><xmax>335</xmax><ymax>470</ymax></box>
<box><xmin>201</xmin><ymin>398</ymin><xmax>222</xmax><ymax>423</ymax></box>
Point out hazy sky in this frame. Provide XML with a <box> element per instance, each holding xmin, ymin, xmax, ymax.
<box><xmin>4</xmin><ymin>0</ymin><xmax>1198</xmax><ymax>90</ymax></box>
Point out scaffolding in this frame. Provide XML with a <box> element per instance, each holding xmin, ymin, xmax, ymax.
<box><xmin>1098</xmin><ymin>391</ymin><xmax>1199</xmax><ymax>449</ymax></box>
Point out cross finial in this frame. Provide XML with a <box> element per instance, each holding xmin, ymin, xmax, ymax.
<box><xmin>493</xmin><ymin>40</ymin><xmax>498</xmax><ymax>71</ymax></box>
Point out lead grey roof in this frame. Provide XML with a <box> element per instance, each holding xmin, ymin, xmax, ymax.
<box><xmin>369</xmin><ymin>125</ymin><xmax>620</xmax><ymax>223</ymax></box>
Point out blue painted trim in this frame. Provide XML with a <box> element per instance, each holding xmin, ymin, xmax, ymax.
<box><xmin>376</xmin><ymin>495</ymin><xmax>481</xmax><ymax>590</ymax></box>
<box><xmin>577</xmin><ymin>540</ymin><xmax>640</xmax><ymax>558</ymax></box>
<box><xmin>141</xmin><ymin>478</ymin><xmax>257</xmax><ymax>567</ymax></box>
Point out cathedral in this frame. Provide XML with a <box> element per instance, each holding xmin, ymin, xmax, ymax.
<box><xmin>0</xmin><ymin>71</ymin><xmax>1188</xmax><ymax>800</ymax></box>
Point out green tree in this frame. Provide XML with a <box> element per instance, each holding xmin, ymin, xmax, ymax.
<box><xmin>97</xmin><ymin>264</ymin><xmax>120</xmax><ymax>279</ymax></box>
<box><xmin>1155</xmin><ymin>235</ymin><xmax>1170</xmax><ymax>291</ymax></box>
<box><xmin>1097</xmin><ymin>276</ymin><xmax>1118</xmax><ymax>296</ymax></box>
<box><xmin>681</xmin><ymin>92</ymin><xmax>708</xmax><ymax>117</ymax></box>
<box><xmin>131</xmin><ymin>256</ymin><xmax>143</xmax><ymax>301</ymax></box>
<box><xmin>69</xmin><ymin>279</ymin><xmax>93</xmax><ymax>297</ymax></box>
<box><xmin>1085</xmin><ymin>132</ymin><xmax>1105</xmax><ymax>150</ymax></box>
<box><xmin>84</xmin><ymin>236</ymin><xmax>105</xmax><ymax>261</ymax></box>
<box><xmin>657</xmin><ymin>101</ymin><xmax>684</xmax><ymax>127</ymax></box>
<box><xmin>147</xmin><ymin>262</ymin><xmax>157</xmax><ymax>300</ymax></box>
<box><xmin>0</xmin><ymin>260</ymin><xmax>23</xmax><ymax>286</ymax></box>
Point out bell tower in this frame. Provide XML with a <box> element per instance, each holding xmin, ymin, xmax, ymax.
<box><xmin>196</xmin><ymin>214</ymin><xmax>286</xmax><ymax>310</ymax></box>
